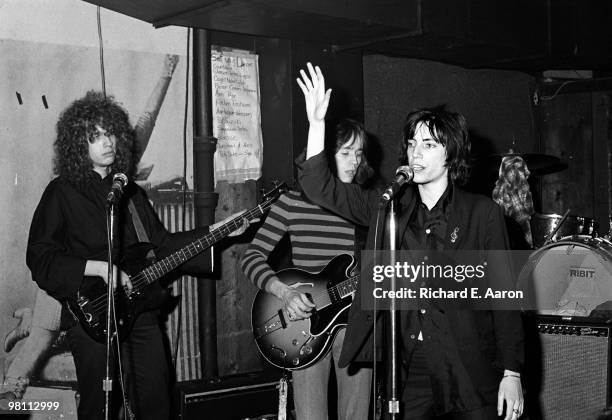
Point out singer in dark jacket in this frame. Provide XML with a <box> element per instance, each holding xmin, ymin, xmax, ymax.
<box><xmin>295</xmin><ymin>64</ymin><xmax>524</xmax><ymax>420</ymax></box>
<box><xmin>26</xmin><ymin>91</ymin><xmax>245</xmax><ymax>420</ymax></box>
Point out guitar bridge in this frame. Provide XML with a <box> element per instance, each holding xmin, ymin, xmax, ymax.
<box><xmin>77</xmin><ymin>295</ymin><xmax>94</xmax><ymax>323</ymax></box>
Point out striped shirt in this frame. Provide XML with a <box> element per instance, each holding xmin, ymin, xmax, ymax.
<box><xmin>241</xmin><ymin>190</ymin><xmax>355</xmax><ymax>290</ymax></box>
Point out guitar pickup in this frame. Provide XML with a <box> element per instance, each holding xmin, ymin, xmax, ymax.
<box><xmin>278</xmin><ymin>309</ymin><xmax>288</xmax><ymax>328</ymax></box>
<box><xmin>253</xmin><ymin>318</ymin><xmax>283</xmax><ymax>339</ymax></box>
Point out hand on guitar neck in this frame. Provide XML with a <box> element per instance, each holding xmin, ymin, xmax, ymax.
<box><xmin>268</xmin><ymin>280</ymin><xmax>316</xmax><ymax>321</ymax></box>
<box><xmin>84</xmin><ymin>260</ymin><xmax>132</xmax><ymax>293</ymax></box>
<box><xmin>210</xmin><ymin>210</ymin><xmax>259</xmax><ymax>237</ymax></box>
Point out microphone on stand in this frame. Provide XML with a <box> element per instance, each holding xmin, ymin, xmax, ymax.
<box><xmin>380</xmin><ymin>165</ymin><xmax>414</xmax><ymax>205</ymax></box>
<box><xmin>106</xmin><ymin>173</ymin><xmax>128</xmax><ymax>204</ymax></box>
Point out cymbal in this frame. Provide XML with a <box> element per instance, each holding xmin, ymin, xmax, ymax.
<box><xmin>477</xmin><ymin>153</ymin><xmax>568</xmax><ymax>176</ymax></box>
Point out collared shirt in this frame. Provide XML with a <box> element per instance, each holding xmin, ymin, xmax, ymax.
<box><xmin>400</xmin><ymin>183</ymin><xmax>485</xmax><ymax>414</ymax></box>
<box><xmin>407</xmin><ymin>184</ymin><xmax>452</xmax><ymax>251</ymax></box>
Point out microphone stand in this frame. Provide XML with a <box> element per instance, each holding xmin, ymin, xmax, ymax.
<box><xmin>103</xmin><ymin>199</ymin><xmax>117</xmax><ymax>420</ymax></box>
<box><xmin>386</xmin><ymin>199</ymin><xmax>400</xmax><ymax>419</ymax></box>
<box><xmin>378</xmin><ymin>196</ymin><xmax>400</xmax><ymax>419</ymax></box>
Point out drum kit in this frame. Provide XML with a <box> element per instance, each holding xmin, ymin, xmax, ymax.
<box><xmin>482</xmin><ymin>152</ymin><xmax>612</xmax><ymax>318</ymax></box>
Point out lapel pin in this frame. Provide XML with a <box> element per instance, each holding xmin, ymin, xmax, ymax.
<box><xmin>450</xmin><ymin>227</ymin><xmax>459</xmax><ymax>243</ymax></box>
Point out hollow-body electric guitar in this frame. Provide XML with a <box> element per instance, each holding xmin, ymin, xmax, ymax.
<box><xmin>251</xmin><ymin>253</ymin><xmax>359</xmax><ymax>370</ymax></box>
<box><xmin>67</xmin><ymin>183</ymin><xmax>287</xmax><ymax>342</ymax></box>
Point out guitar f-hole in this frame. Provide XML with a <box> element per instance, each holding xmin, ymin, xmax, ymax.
<box><xmin>299</xmin><ymin>335</ymin><xmax>315</xmax><ymax>356</ymax></box>
<box><xmin>270</xmin><ymin>344</ymin><xmax>287</xmax><ymax>358</ymax></box>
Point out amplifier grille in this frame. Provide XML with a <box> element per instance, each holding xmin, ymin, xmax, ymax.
<box><xmin>534</xmin><ymin>320</ymin><xmax>610</xmax><ymax>420</ymax></box>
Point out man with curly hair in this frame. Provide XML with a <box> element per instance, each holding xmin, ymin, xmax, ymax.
<box><xmin>1</xmin><ymin>55</ymin><xmax>181</xmax><ymax>409</ymax></box>
<box><xmin>25</xmin><ymin>91</ymin><xmax>244</xmax><ymax>419</ymax></box>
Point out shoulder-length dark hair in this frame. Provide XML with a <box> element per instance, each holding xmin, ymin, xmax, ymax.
<box><xmin>399</xmin><ymin>106</ymin><xmax>471</xmax><ymax>186</ymax></box>
<box><xmin>326</xmin><ymin>118</ymin><xmax>375</xmax><ymax>186</ymax></box>
<box><xmin>54</xmin><ymin>91</ymin><xmax>136</xmax><ymax>188</ymax></box>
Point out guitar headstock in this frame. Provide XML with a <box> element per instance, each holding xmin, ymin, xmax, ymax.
<box><xmin>260</xmin><ymin>181</ymin><xmax>288</xmax><ymax>206</ymax></box>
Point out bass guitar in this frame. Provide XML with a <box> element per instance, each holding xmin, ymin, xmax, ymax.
<box><xmin>251</xmin><ymin>253</ymin><xmax>359</xmax><ymax>370</ymax></box>
<box><xmin>67</xmin><ymin>182</ymin><xmax>287</xmax><ymax>342</ymax></box>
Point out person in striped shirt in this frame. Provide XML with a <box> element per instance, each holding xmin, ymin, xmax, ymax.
<box><xmin>241</xmin><ymin>119</ymin><xmax>375</xmax><ymax>420</ymax></box>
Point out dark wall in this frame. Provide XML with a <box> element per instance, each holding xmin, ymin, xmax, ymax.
<box><xmin>362</xmin><ymin>55</ymin><xmax>538</xmax><ymax>195</ymax></box>
<box><xmin>537</xmin><ymin>90</ymin><xmax>611</xmax><ymax>234</ymax></box>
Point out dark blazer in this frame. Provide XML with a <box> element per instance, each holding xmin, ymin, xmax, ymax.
<box><xmin>298</xmin><ymin>151</ymin><xmax>524</xmax><ymax>400</ymax></box>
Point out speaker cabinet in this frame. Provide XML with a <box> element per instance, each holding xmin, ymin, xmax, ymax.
<box><xmin>525</xmin><ymin>315</ymin><xmax>611</xmax><ymax>420</ymax></box>
<box><xmin>175</xmin><ymin>371</ymin><xmax>292</xmax><ymax>420</ymax></box>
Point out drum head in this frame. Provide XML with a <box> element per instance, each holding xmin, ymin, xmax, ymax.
<box><xmin>518</xmin><ymin>237</ymin><xmax>612</xmax><ymax>316</ymax></box>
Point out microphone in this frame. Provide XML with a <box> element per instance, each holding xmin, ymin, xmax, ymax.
<box><xmin>380</xmin><ymin>165</ymin><xmax>414</xmax><ymax>204</ymax></box>
<box><xmin>106</xmin><ymin>173</ymin><xmax>128</xmax><ymax>204</ymax></box>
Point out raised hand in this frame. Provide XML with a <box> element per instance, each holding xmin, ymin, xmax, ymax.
<box><xmin>296</xmin><ymin>62</ymin><xmax>331</xmax><ymax>125</ymax></box>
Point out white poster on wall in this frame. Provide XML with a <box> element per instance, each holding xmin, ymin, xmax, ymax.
<box><xmin>211</xmin><ymin>47</ymin><xmax>263</xmax><ymax>185</ymax></box>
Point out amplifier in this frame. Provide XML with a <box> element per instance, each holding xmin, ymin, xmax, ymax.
<box><xmin>175</xmin><ymin>371</ymin><xmax>292</xmax><ymax>420</ymax></box>
<box><xmin>525</xmin><ymin>316</ymin><xmax>611</xmax><ymax>420</ymax></box>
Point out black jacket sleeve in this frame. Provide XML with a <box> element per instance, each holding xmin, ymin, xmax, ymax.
<box><xmin>26</xmin><ymin>182</ymin><xmax>87</xmax><ymax>301</ymax></box>
<box><xmin>297</xmin><ymin>151</ymin><xmax>376</xmax><ymax>226</ymax></box>
<box><xmin>485</xmin><ymin>203</ymin><xmax>525</xmax><ymax>373</ymax></box>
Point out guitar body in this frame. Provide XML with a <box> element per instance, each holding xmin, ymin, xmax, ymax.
<box><xmin>66</xmin><ymin>243</ymin><xmax>170</xmax><ymax>342</ymax></box>
<box><xmin>251</xmin><ymin>254</ymin><xmax>357</xmax><ymax>370</ymax></box>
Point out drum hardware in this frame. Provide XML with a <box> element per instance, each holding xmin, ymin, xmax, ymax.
<box><xmin>605</xmin><ymin>215</ymin><xmax>612</xmax><ymax>241</ymax></box>
<box><xmin>531</xmin><ymin>212</ymin><xmax>598</xmax><ymax>249</ymax></box>
<box><xmin>543</xmin><ymin>209</ymin><xmax>571</xmax><ymax>247</ymax></box>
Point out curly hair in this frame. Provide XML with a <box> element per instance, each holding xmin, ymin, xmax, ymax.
<box><xmin>54</xmin><ymin>91</ymin><xmax>136</xmax><ymax>188</ymax></box>
<box><xmin>399</xmin><ymin>106</ymin><xmax>471</xmax><ymax>186</ymax></box>
<box><xmin>326</xmin><ymin>118</ymin><xmax>375</xmax><ymax>186</ymax></box>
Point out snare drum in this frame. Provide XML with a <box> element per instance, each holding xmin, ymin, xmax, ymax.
<box><xmin>518</xmin><ymin>236</ymin><xmax>612</xmax><ymax>316</ymax></box>
<box><xmin>530</xmin><ymin>213</ymin><xmax>596</xmax><ymax>248</ymax></box>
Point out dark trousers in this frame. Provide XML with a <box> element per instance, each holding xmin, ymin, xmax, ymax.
<box><xmin>67</xmin><ymin>313</ymin><xmax>170</xmax><ymax>420</ymax></box>
<box><xmin>401</xmin><ymin>343</ymin><xmax>498</xmax><ymax>420</ymax></box>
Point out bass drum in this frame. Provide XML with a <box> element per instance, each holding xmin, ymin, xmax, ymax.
<box><xmin>518</xmin><ymin>236</ymin><xmax>612</xmax><ymax>316</ymax></box>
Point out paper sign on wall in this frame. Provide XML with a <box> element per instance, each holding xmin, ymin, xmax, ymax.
<box><xmin>211</xmin><ymin>47</ymin><xmax>263</xmax><ymax>184</ymax></box>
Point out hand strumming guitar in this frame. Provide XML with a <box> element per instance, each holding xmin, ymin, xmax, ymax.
<box><xmin>85</xmin><ymin>260</ymin><xmax>132</xmax><ymax>293</ymax></box>
<box><xmin>268</xmin><ymin>280</ymin><xmax>315</xmax><ymax>321</ymax></box>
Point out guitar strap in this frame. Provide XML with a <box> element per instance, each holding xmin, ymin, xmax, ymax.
<box><xmin>128</xmin><ymin>199</ymin><xmax>156</xmax><ymax>260</ymax></box>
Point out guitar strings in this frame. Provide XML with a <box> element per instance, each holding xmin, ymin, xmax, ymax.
<box><xmin>86</xmin><ymin>197</ymin><xmax>281</xmax><ymax>315</ymax></box>
<box><xmin>91</xmin><ymin>270</ymin><xmax>359</xmax><ymax>318</ymax></box>
<box><xmin>303</xmin><ymin>275</ymin><xmax>360</xmax><ymax>308</ymax></box>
